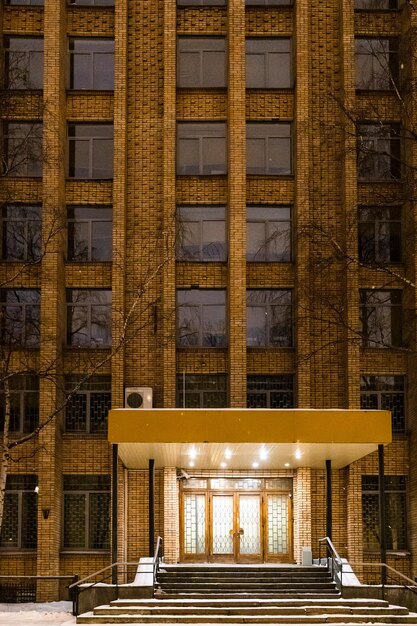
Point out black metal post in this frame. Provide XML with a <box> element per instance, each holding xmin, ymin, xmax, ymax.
<box><xmin>378</xmin><ymin>444</ymin><xmax>387</xmax><ymax>588</ymax></box>
<box><xmin>326</xmin><ymin>459</ymin><xmax>332</xmax><ymax>542</ymax></box>
<box><xmin>111</xmin><ymin>444</ymin><xmax>118</xmax><ymax>584</ymax></box>
<box><xmin>149</xmin><ymin>459</ymin><xmax>155</xmax><ymax>557</ymax></box>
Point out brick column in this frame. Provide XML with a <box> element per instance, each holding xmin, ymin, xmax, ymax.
<box><xmin>227</xmin><ymin>0</ymin><xmax>247</xmax><ymax>407</ymax></box>
<box><xmin>163</xmin><ymin>467</ymin><xmax>179</xmax><ymax>563</ymax></box>
<box><xmin>37</xmin><ymin>0</ymin><xmax>67</xmax><ymax>601</ymax></box>
<box><xmin>293</xmin><ymin>468</ymin><xmax>312</xmax><ymax>565</ymax></box>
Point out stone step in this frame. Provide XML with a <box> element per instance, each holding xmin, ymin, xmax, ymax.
<box><xmin>157</xmin><ymin>583</ymin><xmax>337</xmax><ymax>590</ymax></box>
<box><xmin>160</xmin><ymin>567</ymin><xmax>320</xmax><ymax>573</ymax></box>
<box><xmin>111</xmin><ymin>599</ymin><xmax>390</xmax><ymax>609</ymax></box>
<box><xmin>93</xmin><ymin>605</ymin><xmax>411</xmax><ymax>617</ymax></box>
<box><xmin>157</xmin><ymin>576</ymin><xmax>333</xmax><ymax>583</ymax></box>
<box><xmin>77</xmin><ymin>612</ymin><xmax>417</xmax><ymax>624</ymax></box>
<box><xmin>155</xmin><ymin>592</ymin><xmax>342</xmax><ymax>600</ymax></box>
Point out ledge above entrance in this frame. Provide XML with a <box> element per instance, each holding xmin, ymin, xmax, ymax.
<box><xmin>108</xmin><ymin>408</ymin><xmax>392</xmax><ymax>470</ymax></box>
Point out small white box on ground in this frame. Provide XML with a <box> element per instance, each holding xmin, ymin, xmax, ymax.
<box><xmin>302</xmin><ymin>547</ymin><xmax>313</xmax><ymax>566</ymax></box>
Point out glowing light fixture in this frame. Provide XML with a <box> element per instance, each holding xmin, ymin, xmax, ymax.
<box><xmin>220</xmin><ymin>462</ymin><xmax>227</xmax><ymax>468</ymax></box>
<box><xmin>189</xmin><ymin>461</ymin><xmax>195</xmax><ymax>468</ymax></box>
<box><xmin>252</xmin><ymin>461</ymin><xmax>259</xmax><ymax>469</ymax></box>
<box><xmin>295</xmin><ymin>449</ymin><xmax>302</xmax><ymax>460</ymax></box>
<box><xmin>225</xmin><ymin>448</ymin><xmax>232</xmax><ymax>460</ymax></box>
<box><xmin>259</xmin><ymin>447</ymin><xmax>268</xmax><ymax>461</ymax></box>
<box><xmin>189</xmin><ymin>446</ymin><xmax>197</xmax><ymax>460</ymax></box>
<box><xmin>284</xmin><ymin>463</ymin><xmax>290</xmax><ymax>468</ymax></box>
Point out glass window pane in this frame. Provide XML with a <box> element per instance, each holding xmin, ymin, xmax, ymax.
<box><xmin>69</xmin><ymin>139</ymin><xmax>90</xmax><ymax>178</ymax></box>
<box><xmin>91</xmin><ymin>220</ymin><xmax>112</xmax><ymax>261</ymax></box>
<box><xmin>247</xmin><ymin>222</ymin><xmax>266</xmax><ymax>261</ymax></box>
<box><xmin>202</xmin><ymin>137</ymin><xmax>226</xmax><ymax>175</ymax></box>
<box><xmin>246</xmin><ymin>54</ymin><xmax>266</xmax><ymax>88</ymax></box>
<box><xmin>93</xmin><ymin>53</ymin><xmax>114</xmax><ymax>89</ymax></box>
<box><xmin>92</xmin><ymin>138</ymin><xmax>113</xmax><ymax>178</ymax></box>
<box><xmin>68</xmin><ymin>221</ymin><xmax>89</xmax><ymax>261</ymax></box>
<box><xmin>64</xmin><ymin>494</ymin><xmax>86</xmax><ymax>549</ymax></box>
<box><xmin>202</xmin><ymin>220</ymin><xmax>226</xmax><ymax>261</ymax></box>
<box><xmin>178</xmin><ymin>138</ymin><xmax>200</xmax><ymax>175</ymax></box>
<box><xmin>71</xmin><ymin>54</ymin><xmax>91</xmax><ymax>89</ymax></box>
<box><xmin>203</xmin><ymin>51</ymin><xmax>226</xmax><ymax>87</ymax></box>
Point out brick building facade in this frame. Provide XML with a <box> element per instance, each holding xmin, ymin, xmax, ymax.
<box><xmin>0</xmin><ymin>0</ymin><xmax>416</xmax><ymax>601</ymax></box>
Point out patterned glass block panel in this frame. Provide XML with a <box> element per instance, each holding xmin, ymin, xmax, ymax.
<box><xmin>90</xmin><ymin>392</ymin><xmax>110</xmax><ymax>433</ymax></box>
<box><xmin>65</xmin><ymin>394</ymin><xmax>87</xmax><ymax>432</ymax></box>
<box><xmin>89</xmin><ymin>493</ymin><xmax>110</xmax><ymax>549</ymax></box>
<box><xmin>265</xmin><ymin>478</ymin><xmax>293</xmax><ymax>491</ymax></box>
<box><xmin>21</xmin><ymin>492</ymin><xmax>37</xmax><ymax>548</ymax></box>
<box><xmin>239</xmin><ymin>495</ymin><xmax>260</xmax><ymax>554</ymax></box>
<box><xmin>183</xmin><ymin>479</ymin><xmax>207</xmax><ymax>489</ymax></box>
<box><xmin>0</xmin><ymin>494</ymin><xmax>18</xmax><ymax>548</ymax></box>
<box><xmin>362</xmin><ymin>493</ymin><xmax>380</xmax><ymax>550</ymax></box>
<box><xmin>212</xmin><ymin>495</ymin><xmax>233</xmax><ymax>554</ymax></box>
<box><xmin>211</xmin><ymin>478</ymin><xmax>261</xmax><ymax>490</ymax></box>
<box><xmin>184</xmin><ymin>494</ymin><xmax>206</xmax><ymax>554</ymax></box>
<box><xmin>64</xmin><ymin>494</ymin><xmax>86</xmax><ymax>549</ymax></box>
<box><xmin>267</xmin><ymin>494</ymin><xmax>288</xmax><ymax>554</ymax></box>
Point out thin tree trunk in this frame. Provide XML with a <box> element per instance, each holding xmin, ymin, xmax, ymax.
<box><xmin>0</xmin><ymin>377</ymin><xmax>10</xmax><ymax>535</ymax></box>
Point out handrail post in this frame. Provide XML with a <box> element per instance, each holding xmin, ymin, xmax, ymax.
<box><xmin>378</xmin><ymin>445</ymin><xmax>387</xmax><ymax>588</ymax></box>
<box><xmin>71</xmin><ymin>575</ymin><xmax>79</xmax><ymax>616</ymax></box>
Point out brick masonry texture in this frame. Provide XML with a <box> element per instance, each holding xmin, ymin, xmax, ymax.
<box><xmin>0</xmin><ymin>0</ymin><xmax>415</xmax><ymax>596</ymax></box>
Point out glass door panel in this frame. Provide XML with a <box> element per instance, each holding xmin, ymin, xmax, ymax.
<box><xmin>183</xmin><ymin>493</ymin><xmax>206</xmax><ymax>556</ymax></box>
<box><xmin>266</xmin><ymin>493</ymin><xmax>289</xmax><ymax>559</ymax></box>
<box><xmin>238</xmin><ymin>494</ymin><xmax>261</xmax><ymax>559</ymax></box>
<box><xmin>212</xmin><ymin>495</ymin><xmax>234</xmax><ymax>555</ymax></box>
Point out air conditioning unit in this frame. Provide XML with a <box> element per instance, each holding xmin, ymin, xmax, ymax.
<box><xmin>125</xmin><ymin>387</ymin><xmax>153</xmax><ymax>409</ymax></box>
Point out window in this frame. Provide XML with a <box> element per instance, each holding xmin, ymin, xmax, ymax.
<box><xmin>360</xmin><ymin>375</ymin><xmax>405</xmax><ymax>433</ymax></box>
<box><xmin>360</xmin><ymin>289</ymin><xmax>402</xmax><ymax>348</ymax></box>
<box><xmin>247</xmin><ymin>206</ymin><xmax>291</xmax><ymax>261</ymax></box>
<box><xmin>177</xmin><ymin>206</ymin><xmax>226</xmax><ymax>261</ymax></box>
<box><xmin>68</xmin><ymin>124</ymin><xmax>113</xmax><ymax>179</ymax></box>
<box><xmin>67</xmin><ymin>206</ymin><xmax>112</xmax><ymax>262</ymax></box>
<box><xmin>247</xmin><ymin>123</ymin><xmax>292</xmax><ymax>175</ymax></box>
<box><xmin>247</xmin><ymin>375</ymin><xmax>294</xmax><ymax>408</ymax></box>
<box><xmin>355</xmin><ymin>38</ymin><xmax>398</xmax><ymax>90</ymax></box>
<box><xmin>358</xmin><ymin>206</ymin><xmax>401</xmax><ymax>263</ymax></box>
<box><xmin>177</xmin><ymin>374</ymin><xmax>227</xmax><ymax>407</ymax></box>
<box><xmin>362</xmin><ymin>475</ymin><xmax>406</xmax><ymax>550</ymax></box>
<box><xmin>67</xmin><ymin>289</ymin><xmax>112</xmax><ymax>347</ymax></box>
<box><xmin>68</xmin><ymin>0</ymin><xmax>114</xmax><ymax>5</ymax></box>
<box><xmin>69</xmin><ymin>38</ymin><xmax>114</xmax><ymax>90</ymax></box>
<box><xmin>247</xmin><ymin>289</ymin><xmax>292</xmax><ymax>347</ymax></box>
<box><xmin>177</xmin><ymin>123</ymin><xmax>227</xmax><ymax>175</ymax></box>
<box><xmin>177</xmin><ymin>38</ymin><xmax>226</xmax><ymax>88</ymax></box>
<box><xmin>0</xmin><ymin>289</ymin><xmax>41</xmax><ymax>347</ymax></box>
<box><xmin>4</xmin><ymin>37</ymin><xmax>43</xmax><ymax>89</ymax></box>
<box><xmin>178</xmin><ymin>0</ymin><xmax>226</xmax><ymax>5</ymax></box>
<box><xmin>355</xmin><ymin>0</ymin><xmax>398</xmax><ymax>8</ymax></box>
<box><xmin>246</xmin><ymin>0</ymin><xmax>293</xmax><ymax>5</ymax></box>
<box><xmin>1</xmin><ymin>205</ymin><xmax>41</xmax><ymax>261</ymax></box>
<box><xmin>3</xmin><ymin>122</ymin><xmax>43</xmax><ymax>177</ymax></box>
<box><xmin>63</xmin><ymin>475</ymin><xmax>110</xmax><ymax>550</ymax></box>
<box><xmin>177</xmin><ymin>289</ymin><xmax>227</xmax><ymax>347</ymax></box>
<box><xmin>65</xmin><ymin>375</ymin><xmax>111</xmax><ymax>433</ymax></box>
<box><xmin>357</xmin><ymin>124</ymin><xmax>400</xmax><ymax>181</ymax></box>
<box><xmin>246</xmin><ymin>39</ymin><xmax>292</xmax><ymax>89</ymax></box>
<box><xmin>0</xmin><ymin>475</ymin><xmax>37</xmax><ymax>550</ymax></box>
<box><xmin>0</xmin><ymin>376</ymin><xmax>39</xmax><ymax>434</ymax></box>
<box><xmin>5</xmin><ymin>0</ymin><xmax>43</xmax><ymax>5</ymax></box>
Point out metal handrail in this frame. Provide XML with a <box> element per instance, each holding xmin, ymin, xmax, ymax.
<box><xmin>318</xmin><ymin>536</ymin><xmax>343</xmax><ymax>592</ymax></box>
<box><xmin>346</xmin><ymin>561</ymin><xmax>417</xmax><ymax>600</ymax></box>
<box><xmin>153</xmin><ymin>536</ymin><xmax>163</xmax><ymax>586</ymax></box>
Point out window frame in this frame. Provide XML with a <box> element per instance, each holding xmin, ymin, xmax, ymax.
<box><xmin>362</xmin><ymin>475</ymin><xmax>407</xmax><ymax>551</ymax></box>
<box><xmin>177</xmin><ymin>289</ymin><xmax>227</xmax><ymax>348</ymax></box>
<box><xmin>177</xmin><ymin>36</ymin><xmax>227</xmax><ymax>89</ymax></box>
<box><xmin>67</xmin><ymin>205</ymin><xmax>112</xmax><ymax>262</ymax></box>
<box><xmin>177</xmin><ymin>0</ymin><xmax>226</xmax><ymax>5</ymax></box>
<box><xmin>176</xmin><ymin>205</ymin><xmax>227</xmax><ymax>262</ymax></box>
<box><xmin>177</xmin><ymin>122</ymin><xmax>227</xmax><ymax>176</ymax></box>
<box><xmin>360</xmin><ymin>375</ymin><xmax>406</xmax><ymax>434</ymax></box>
<box><xmin>246</xmin><ymin>289</ymin><xmax>293</xmax><ymax>347</ymax></box>
<box><xmin>66</xmin><ymin>288</ymin><xmax>112</xmax><ymax>348</ymax></box>
<box><xmin>68</xmin><ymin>0</ymin><xmax>115</xmax><ymax>5</ymax></box>
<box><xmin>62</xmin><ymin>475</ymin><xmax>110</xmax><ymax>551</ymax></box>
<box><xmin>357</xmin><ymin>123</ymin><xmax>401</xmax><ymax>181</ymax></box>
<box><xmin>245</xmin><ymin>0</ymin><xmax>293</xmax><ymax>5</ymax></box>
<box><xmin>246</xmin><ymin>38</ymin><xmax>292</xmax><ymax>89</ymax></box>
<box><xmin>355</xmin><ymin>0</ymin><xmax>399</xmax><ymax>9</ymax></box>
<box><xmin>0</xmin><ymin>375</ymin><xmax>39</xmax><ymax>434</ymax></box>
<box><xmin>1</xmin><ymin>204</ymin><xmax>42</xmax><ymax>262</ymax></box>
<box><xmin>358</xmin><ymin>206</ymin><xmax>402</xmax><ymax>264</ymax></box>
<box><xmin>4</xmin><ymin>36</ymin><xmax>44</xmax><ymax>90</ymax></box>
<box><xmin>3</xmin><ymin>122</ymin><xmax>43</xmax><ymax>178</ymax></box>
<box><xmin>247</xmin><ymin>374</ymin><xmax>295</xmax><ymax>408</ymax></box>
<box><xmin>0</xmin><ymin>475</ymin><xmax>38</xmax><ymax>551</ymax></box>
<box><xmin>246</xmin><ymin>122</ymin><xmax>292</xmax><ymax>175</ymax></box>
<box><xmin>0</xmin><ymin>288</ymin><xmax>41</xmax><ymax>347</ymax></box>
<box><xmin>67</xmin><ymin>123</ymin><xmax>114</xmax><ymax>180</ymax></box>
<box><xmin>360</xmin><ymin>289</ymin><xmax>402</xmax><ymax>348</ymax></box>
<box><xmin>68</xmin><ymin>37</ymin><xmax>114</xmax><ymax>90</ymax></box>
<box><xmin>355</xmin><ymin>37</ymin><xmax>399</xmax><ymax>91</ymax></box>
<box><xmin>246</xmin><ymin>205</ymin><xmax>291</xmax><ymax>262</ymax></box>
<box><xmin>176</xmin><ymin>373</ymin><xmax>228</xmax><ymax>407</ymax></box>
<box><xmin>64</xmin><ymin>375</ymin><xmax>111</xmax><ymax>434</ymax></box>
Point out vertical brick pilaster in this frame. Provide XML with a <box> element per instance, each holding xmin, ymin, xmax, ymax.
<box><xmin>347</xmin><ymin>461</ymin><xmax>364</xmax><ymax>577</ymax></box>
<box><xmin>227</xmin><ymin>0</ymin><xmax>246</xmax><ymax>407</ymax></box>
<box><xmin>163</xmin><ymin>467</ymin><xmax>179</xmax><ymax>563</ymax></box>
<box><xmin>293</xmin><ymin>468</ymin><xmax>312</xmax><ymax>564</ymax></box>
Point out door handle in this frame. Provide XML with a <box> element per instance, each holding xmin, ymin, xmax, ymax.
<box><xmin>238</xmin><ymin>528</ymin><xmax>244</xmax><ymax>536</ymax></box>
<box><xmin>229</xmin><ymin>529</ymin><xmax>234</xmax><ymax>536</ymax></box>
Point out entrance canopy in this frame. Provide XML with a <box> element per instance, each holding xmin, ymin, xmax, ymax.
<box><xmin>108</xmin><ymin>408</ymin><xmax>391</xmax><ymax>470</ymax></box>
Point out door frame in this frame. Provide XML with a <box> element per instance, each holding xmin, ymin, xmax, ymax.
<box><xmin>179</xmin><ymin>477</ymin><xmax>293</xmax><ymax>563</ymax></box>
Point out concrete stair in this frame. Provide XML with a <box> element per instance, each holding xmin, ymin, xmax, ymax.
<box><xmin>77</xmin><ymin>564</ymin><xmax>417</xmax><ymax>624</ymax></box>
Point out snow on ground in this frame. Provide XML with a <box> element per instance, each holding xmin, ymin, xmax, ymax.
<box><xmin>0</xmin><ymin>602</ymin><xmax>75</xmax><ymax>625</ymax></box>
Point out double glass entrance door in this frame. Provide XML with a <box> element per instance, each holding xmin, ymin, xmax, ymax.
<box><xmin>181</xmin><ymin>478</ymin><xmax>292</xmax><ymax>563</ymax></box>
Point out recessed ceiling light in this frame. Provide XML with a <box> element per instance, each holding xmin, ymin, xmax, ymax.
<box><xmin>225</xmin><ymin>448</ymin><xmax>232</xmax><ymax>460</ymax></box>
<box><xmin>284</xmin><ymin>463</ymin><xmax>290</xmax><ymax>468</ymax></box>
<box><xmin>252</xmin><ymin>461</ymin><xmax>259</xmax><ymax>469</ymax></box>
<box><xmin>189</xmin><ymin>461</ymin><xmax>195</xmax><ymax>468</ymax></box>
<box><xmin>259</xmin><ymin>447</ymin><xmax>268</xmax><ymax>461</ymax></box>
<box><xmin>220</xmin><ymin>462</ymin><xmax>227</xmax><ymax>468</ymax></box>
<box><xmin>295</xmin><ymin>449</ymin><xmax>302</xmax><ymax>460</ymax></box>
<box><xmin>189</xmin><ymin>447</ymin><xmax>197</xmax><ymax>460</ymax></box>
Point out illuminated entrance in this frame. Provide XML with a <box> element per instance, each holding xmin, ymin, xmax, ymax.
<box><xmin>181</xmin><ymin>477</ymin><xmax>292</xmax><ymax>563</ymax></box>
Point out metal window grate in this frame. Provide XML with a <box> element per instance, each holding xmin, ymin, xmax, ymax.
<box><xmin>247</xmin><ymin>375</ymin><xmax>294</xmax><ymax>408</ymax></box>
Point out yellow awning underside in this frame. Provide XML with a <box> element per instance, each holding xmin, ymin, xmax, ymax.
<box><xmin>108</xmin><ymin>408</ymin><xmax>392</xmax><ymax>470</ymax></box>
